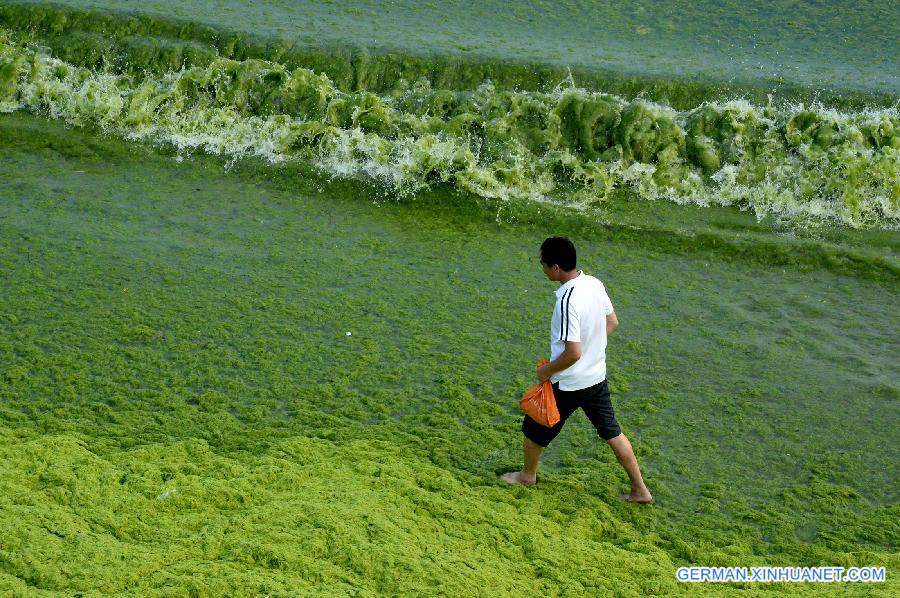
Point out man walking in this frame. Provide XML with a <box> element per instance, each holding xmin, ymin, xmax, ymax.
<box><xmin>501</xmin><ymin>237</ymin><xmax>652</xmax><ymax>504</ymax></box>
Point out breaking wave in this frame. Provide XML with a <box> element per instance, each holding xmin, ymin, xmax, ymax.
<box><xmin>1</xmin><ymin>7</ymin><xmax>898</xmax><ymax>230</ymax></box>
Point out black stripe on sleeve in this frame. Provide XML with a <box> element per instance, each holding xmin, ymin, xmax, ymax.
<box><xmin>562</xmin><ymin>288</ymin><xmax>574</xmax><ymax>341</ymax></box>
<box><xmin>558</xmin><ymin>290</ymin><xmax>568</xmax><ymax>341</ymax></box>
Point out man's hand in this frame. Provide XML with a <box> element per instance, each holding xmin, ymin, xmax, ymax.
<box><xmin>607</xmin><ymin>311</ymin><xmax>618</xmax><ymax>336</ymax></box>
<box><xmin>537</xmin><ymin>341</ymin><xmax>582</xmax><ymax>383</ymax></box>
<box><xmin>537</xmin><ymin>361</ymin><xmax>553</xmax><ymax>383</ymax></box>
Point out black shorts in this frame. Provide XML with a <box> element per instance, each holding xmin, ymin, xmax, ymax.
<box><xmin>522</xmin><ymin>380</ymin><xmax>621</xmax><ymax>447</ymax></box>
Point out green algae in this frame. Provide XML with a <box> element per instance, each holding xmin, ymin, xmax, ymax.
<box><xmin>0</xmin><ymin>112</ymin><xmax>897</xmax><ymax>595</ymax></box>
<box><xmin>3</xmin><ymin>0</ymin><xmax>898</xmax><ymax>102</ymax></box>
<box><xmin>1</xmin><ymin>27</ymin><xmax>898</xmax><ymax>230</ymax></box>
<box><xmin>2</xmin><ymin>2</ymin><xmax>898</xmax><ymax>110</ymax></box>
<box><xmin>2</xmin><ymin>420</ymin><xmax>713</xmax><ymax>596</ymax></box>
<box><xmin>0</xmin><ymin>1</ymin><xmax>898</xmax><ymax>593</ymax></box>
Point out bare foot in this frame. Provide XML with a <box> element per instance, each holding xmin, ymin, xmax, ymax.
<box><xmin>620</xmin><ymin>490</ymin><xmax>653</xmax><ymax>505</ymax></box>
<box><xmin>499</xmin><ymin>471</ymin><xmax>537</xmax><ymax>486</ymax></box>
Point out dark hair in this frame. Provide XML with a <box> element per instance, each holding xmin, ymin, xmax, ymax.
<box><xmin>540</xmin><ymin>237</ymin><xmax>576</xmax><ymax>271</ymax></box>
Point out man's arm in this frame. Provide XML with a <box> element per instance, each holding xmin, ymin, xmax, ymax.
<box><xmin>607</xmin><ymin>311</ymin><xmax>618</xmax><ymax>336</ymax></box>
<box><xmin>537</xmin><ymin>341</ymin><xmax>581</xmax><ymax>383</ymax></box>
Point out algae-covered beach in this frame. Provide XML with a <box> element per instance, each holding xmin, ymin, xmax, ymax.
<box><xmin>1</xmin><ymin>1</ymin><xmax>898</xmax><ymax>595</ymax></box>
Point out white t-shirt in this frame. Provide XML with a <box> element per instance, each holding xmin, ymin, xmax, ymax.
<box><xmin>549</xmin><ymin>271</ymin><xmax>614</xmax><ymax>391</ymax></box>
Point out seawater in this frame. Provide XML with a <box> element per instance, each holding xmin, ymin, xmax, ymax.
<box><xmin>0</xmin><ymin>3</ymin><xmax>898</xmax><ymax>230</ymax></box>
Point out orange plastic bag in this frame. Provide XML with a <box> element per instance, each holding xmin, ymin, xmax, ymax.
<box><xmin>519</xmin><ymin>359</ymin><xmax>560</xmax><ymax>427</ymax></box>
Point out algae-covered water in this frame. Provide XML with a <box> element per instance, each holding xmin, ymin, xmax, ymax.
<box><xmin>8</xmin><ymin>0</ymin><xmax>900</xmax><ymax>95</ymax></box>
<box><xmin>1</xmin><ymin>1</ymin><xmax>898</xmax><ymax>595</ymax></box>
<box><xmin>2</xmin><ymin>2</ymin><xmax>899</xmax><ymax>230</ymax></box>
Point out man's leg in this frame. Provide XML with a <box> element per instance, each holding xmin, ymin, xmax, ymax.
<box><xmin>580</xmin><ymin>381</ymin><xmax>652</xmax><ymax>503</ymax></box>
<box><xmin>500</xmin><ymin>435</ymin><xmax>544</xmax><ymax>485</ymax></box>
<box><xmin>607</xmin><ymin>433</ymin><xmax>653</xmax><ymax>503</ymax></box>
<box><xmin>501</xmin><ymin>385</ymin><xmax>579</xmax><ymax>486</ymax></box>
